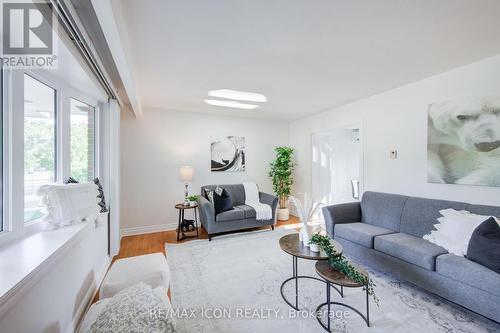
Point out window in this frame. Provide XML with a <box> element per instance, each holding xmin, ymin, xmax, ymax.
<box><xmin>24</xmin><ymin>74</ymin><xmax>56</xmax><ymax>222</ymax></box>
<box><xmin>70</xmin><ymin>98</ymin><xmax>95</xmax><ymax>182</ymax></box>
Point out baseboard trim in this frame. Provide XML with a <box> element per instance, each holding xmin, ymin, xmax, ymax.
<box><xmin>120</xmin><ymin>223</ymin><xmax>178</xmax><ymax>237</ymax></box>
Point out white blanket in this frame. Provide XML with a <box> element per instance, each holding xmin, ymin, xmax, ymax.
<box><xmin>243</xmin><ymin>182</ymin><xmax>272</xmax><ymax>221</ymax></box>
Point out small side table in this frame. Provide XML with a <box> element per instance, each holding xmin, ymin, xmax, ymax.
<box><xmin>279</xmin><ymin>233</ymin><xmax>344</xmax><ymax>311</ymax></box>
<box><xmin>315</xmin><ymin>260</ymin><xmax>370</xmax><ymax>331</ymax></box>
<box><xmin>175</xmin><ymin>203</ymin><xmax>199</xmax><ymax>241</ymax></box>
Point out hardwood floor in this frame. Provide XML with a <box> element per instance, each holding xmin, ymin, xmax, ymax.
<box><xmin>92</xmin><ymin>216</ymin><xmax>300</xmax><ymax>304</ymax></box>
<box><xmin>113</xmin><ymin>216</ymin><xmax>300</xmax><ymax>261</ymax></box>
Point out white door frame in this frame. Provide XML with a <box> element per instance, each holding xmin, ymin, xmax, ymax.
<box><xmin>310</xmin><ymin>121</ymin><xmax>364</xmax><ymax>204</ymax></box>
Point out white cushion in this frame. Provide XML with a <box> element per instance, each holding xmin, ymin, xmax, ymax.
<box><xmin>38</xmin><ymin>183</ymin><xmax>99</xmax><ymax>227</ymax></box>
<box><xmin>80</xmin><ymin>285</ymin><xmax>174</xmax><ymax>333</ymax></box>
<box><xmin>100</xmin><ymin>253</ymin><xmax>170</xmax><ymax>299</ymax></box>
<box><xmin>424</xmin><ymin>209</ymin><xmax>492</xmax><ymax>256</ymax></box>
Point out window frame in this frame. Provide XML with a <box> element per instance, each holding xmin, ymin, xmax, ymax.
<box><xmin>69</xmin><ymin>97</ymin><xmax>97</xmax><ymax>182</ymax></box>
<box><xmin>0</xmin><ymin>68</ymin><xmax>101</xmax><ymax>244</ymax></box>
<box><xmin>23</xmin><ymin>73</ymin><xmax>58</xmax><ymax>223</ymax></box>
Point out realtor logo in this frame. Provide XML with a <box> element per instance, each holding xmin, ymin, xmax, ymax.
<box><xmin>1</xmin><ymin>0</ymin><xmax>58</xmax><ymax>68</ymax></box>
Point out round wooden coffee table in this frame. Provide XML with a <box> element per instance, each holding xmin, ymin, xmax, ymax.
<box><xmin>315</xmin><ymin>260</ymin><xmax>370</xmax><ymax>331</ymax></box>
<box><xmin>279</xmin><ymin>233</ymin><xmax>343</xmax><ymax>311</ymax></box>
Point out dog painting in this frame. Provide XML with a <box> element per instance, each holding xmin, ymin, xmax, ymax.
<box><xmin>427</xmin><ymin>93</ymin><xmax>500</xmax><ymax>186</ymax></box>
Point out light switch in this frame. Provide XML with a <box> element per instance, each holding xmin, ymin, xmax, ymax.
<box><xmin>390</xmin><ymin>150</ymin><xmax>398</xmax><ymax>159</ymax></box>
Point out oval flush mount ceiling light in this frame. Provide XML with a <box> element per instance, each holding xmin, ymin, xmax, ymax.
<box><xmin>204</xmin><ymin>99</ymin><xmax>259</xmax><ymax>110</ymax></box>
<box><xmin>208</xmin><ymin>89</ymin><xmax>267</xmax><ymax>103</ymax></box>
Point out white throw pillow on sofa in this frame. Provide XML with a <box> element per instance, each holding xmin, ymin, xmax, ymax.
<box><xmin>38</xmin><ymin>183</ymin><xmax>99</xmax><ymax>227</ymax></box>
<box><xmin>424</xmin><ymin>209</ymin><xmax>492</xmax><ymax>256</ymax></box>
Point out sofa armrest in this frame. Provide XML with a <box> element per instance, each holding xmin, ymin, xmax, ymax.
<box><xmin>197</xmin><ymin>195</ymin><xmax>215</xmax><ymax>232</ymax></box>
<box><xmin>322</xmin><ymin>202</ymin><xmax>361</xmax><ymax>238</ymax></box>
<box><xmin>259</xmin><ymin>192</ymin><xmax>278</xmax><ymax>222</ymax></box>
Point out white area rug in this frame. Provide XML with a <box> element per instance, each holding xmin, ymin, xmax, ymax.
<box><xmin>166</xmin><ymin>229</ymin><xmax>500</xmax><ymax>333</ymax></box>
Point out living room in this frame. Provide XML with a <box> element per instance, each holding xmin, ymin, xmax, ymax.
<box><xmin>1</xmin><ymin>1</ymin><xmax>499</xmax><ymax>332</ymax></box>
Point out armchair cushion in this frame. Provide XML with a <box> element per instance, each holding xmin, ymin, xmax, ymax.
<box><xmin>216</xmin><ymin>207</ymin><xmax>245</xmax><ymax>222</ymax></box>
<box><xmin>214</xmin><ymin>189</ymin><xmax>234</xmax><ymax>214</ymax></box>
<box><xmin>235</xmin><ymin>204</ymin><xmax>256</xmax><ymax>218</ymax></box>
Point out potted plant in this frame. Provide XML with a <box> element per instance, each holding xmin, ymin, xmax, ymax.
<box><xmin>187</xmin><ymin>195</ymin><xmax>198</xmax><ymax>206</ymax></box>
<box><xmin>268</xmin><ymin>146</ymin><xmax>295</xmax><ymax>221</ymax></box>
<box><xmin>309</xmin><ymin>233</ymin><xmax>379</xmax><ymax>306</ymax></box>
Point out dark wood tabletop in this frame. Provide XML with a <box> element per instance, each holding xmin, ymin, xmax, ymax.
<box><xmin>279</xmin><ymin>233</ymin><xmax>343</xmax><ymax>260</ymax></box>
<box><xmin>175</xmin><ymin>203</ymin><xmax>198</xmax><ymax>209</ymax></box>
<box><xmin>315</xmin><ymin>260</ymin><xmax>368</xmax><ymax>287</ymax></box>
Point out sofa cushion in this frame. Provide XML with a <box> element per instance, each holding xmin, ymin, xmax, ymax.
<box><xmin>235</xmin><ymin>204</ymin><xmax>256</xmax><ymax>218</ymax></box>
<box><xmin>466</xmin><ymin>217</ymin><xmax>500</xmax><ymax>274</ymax></box>
<box><xmin>100</xmin><ymin>253</ymin><xmax>170</xmax><ymax>299</ymax></box>
<box><xmin>374</xmin><ymin>233</ymin><xmax>447</xmax><ymax>270</ymax></box>
<box><xmin>81</xmin><ymin>286</ymin><xmax>175</xmax><ymax>333</ymax></box>
<box><xmin>216</xmin><ymin>207</ymin><xmax>244</xmax><ymax>222</ymax></box>
<box><xmin>436</xmin><ymin>254</ymin><xmax>500</xmax><ymax>297</ymax></box>
<box><xmin>467</xmin><ymin>203</ymin><xmax>500</xmax><ymax>217</ymax></box>
<box><xmin>213</xmin><ymin>188</ymin><xmax>234</xmax><ymax>214</ymax></box>
<box><xmin>400</xmin><ymin>197</ymin><xmax>469</xmax><ymax>237</ymax></box>
<box><xmin>335</xmin><ymin>223</ymin><xmax>395</xmax><ymax>248</ymax></box>
<box><xmin>361</xmin><ymin>191</ymin><xmax>408</xmax><ymax>231</ymax></box>
<box><xmin>89</xmin><ymin>283</ymin><xmax>176</xmax><ymax>333</ymax></box>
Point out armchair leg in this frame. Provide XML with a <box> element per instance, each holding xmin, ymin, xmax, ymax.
<box><xmin>271</xmin><ymin>225</ymin><xmax>275</xmax><ymax>231</ymax></box>
<box><xmin>208</xmin><ymin>234</ymin><xmax>212</xmax><ymax>241</ymax></box>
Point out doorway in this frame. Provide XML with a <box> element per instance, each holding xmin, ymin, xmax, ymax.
<box><xmin>311</xmin><ymin>124</ymin><xmax>363</xmax><ymax>207</ymax></box>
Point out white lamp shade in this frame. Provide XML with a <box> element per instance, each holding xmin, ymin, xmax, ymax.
<box><xmin>179</xmin><ymin>166</ymin><xmax>194</xmax><ymax>181</ymax></box>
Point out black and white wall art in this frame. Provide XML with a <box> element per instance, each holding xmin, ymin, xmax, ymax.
<box><xmin>211</xmin><ymin>136</ymin><xmax>246</xmax><ymax>172</ymax></box>
<box><xmin>427</xmin><ymin>93</ymin><xmax>500</xmax><ymax>186</ymax></box>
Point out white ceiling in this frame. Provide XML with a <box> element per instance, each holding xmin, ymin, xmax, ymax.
<box><xmin>115</xmin><ymin>0</ymin><xmax>500</xmax><ymax>120</ymax></box>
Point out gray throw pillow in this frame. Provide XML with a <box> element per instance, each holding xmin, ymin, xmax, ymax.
<box><xmin>466</xmin><ymin>217</ymin><xmax>500</xmax><ymax>274</ymax></box>
<box><xmin>90</xmin><ymin>282</ymin><xmax>176</xmax><ymax>333</ymax></box>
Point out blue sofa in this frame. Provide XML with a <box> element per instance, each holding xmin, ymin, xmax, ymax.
<box><xmin>197</xmin><ymin>184</ymin><xmax>278</xmax><ymax>241</ymax></box>
<box><xmin>322</xmin><ymin>191</ymin><xmax>500</xmax><ymax>323</ymax></box>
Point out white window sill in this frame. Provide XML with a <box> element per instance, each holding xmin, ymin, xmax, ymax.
<box><xmin>0</xmin><ymin>219</ymin><xmax>102</xmax><ymax>315</ymax></box>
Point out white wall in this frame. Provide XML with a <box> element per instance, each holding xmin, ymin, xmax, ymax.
<box><xmin>290</xmin><ymin>55</ymin><xmax>500</xmax><ymax>206</ymax></box>
<box><xmin>120</xmin><ymin>109</ymin><xmax>289</xmax><ymax>234</ymax></box>
<box><xmin>0</xmin><ymin>223</ymin><xmax>109</xmax><ymax>333</ymax></box>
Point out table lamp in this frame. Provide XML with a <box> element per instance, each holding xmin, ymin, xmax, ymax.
<box><xmin>179</xmin><ymin>166</ymin><xmax>194</xmax><ymax>204</ymax></box>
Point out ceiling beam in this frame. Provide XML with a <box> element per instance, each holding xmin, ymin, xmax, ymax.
<box><xmin>90</xmin><ymin>0</ymin><xmax>143</xmax><ymax>118</ymax></box>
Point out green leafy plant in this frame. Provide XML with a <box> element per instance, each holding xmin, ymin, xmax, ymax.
<box><xmin>187</xmin><ymin>195</ymin><xmax>199</xmax><ymax>202</ymax></box>
<box><xmin>309</xmin><ymin>233</ymin><xmax>379</xmax><ymax>306</ymax></box>
<box><xmin>268</xmin><ymin>146</ymin><xmax>295</xmax><ymax>209</ymax></box>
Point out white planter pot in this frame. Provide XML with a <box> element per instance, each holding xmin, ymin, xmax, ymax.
<box><xmin>310</xmin><ymin>243</ymin><xmax>320</xmax><ymax>253</ymax></box>
<box><xmin>277</xmin><ymin>208</ymin><xmax>289</xmax><ymax>221</ymax></box>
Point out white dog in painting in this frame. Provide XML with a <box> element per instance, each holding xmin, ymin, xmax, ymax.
<box><xmin>428</xmin><ymin>94</ymin><xmax>500</xmax><ymax>186</ymax></box>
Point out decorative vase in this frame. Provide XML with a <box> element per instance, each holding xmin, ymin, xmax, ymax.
<box><xmin>300</xmin><ymin>226</ymin><xmax>311</xmax><ymax>247</ymax></box>
<box><xmin>310</xmin><ymin>243</ymin><xmax>320</xmax><ymax>252</ymax></box>
<box><xmin>277</xmin><ymin>208</ymin><xmax>289</xmax><ymax>221</ymax></box>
